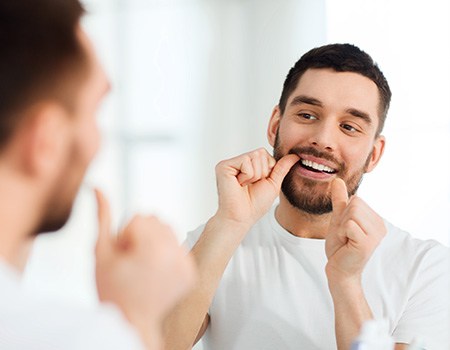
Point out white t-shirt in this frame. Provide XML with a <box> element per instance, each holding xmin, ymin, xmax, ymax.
<box><xmin>186</xmin><ymin>206</ymin><xmax>450</xmax><ymax>350</ymax></box>
<box><xmin>0</xmin><ymin>260</ymin><xmax>145</xmax><ymax>350</ymax></box>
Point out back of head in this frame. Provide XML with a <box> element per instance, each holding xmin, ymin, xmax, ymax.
<box><xmin>278</xmin><ymin>43</ymin><xmax>391</xmax><ymax>135</ymax></box>
<box><xmin>0</xmin><ymin>0</ymin><xmax>86</xmax><ymax>150</ymax></box>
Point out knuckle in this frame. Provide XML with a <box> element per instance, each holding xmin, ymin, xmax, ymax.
<box><xmin>125</xmin><ymin>216</ymin><xmax>141</xmax><ymax>231</ymax></box>
<box><xmin>243</xmin><ymin>154</ymin><xmax>253</xmax><ymax>164</ymax></box>
<box><xmin>256</xmin><ymin>148</ymin><xmax>267</xmax><ymax>156</ymax></box>
<box><xmin>249</xmin><ymin>150</ymin><xmax>259</xmax><ymax>159</ymax></box>
<box><xmin>215</xmin><ymin>161</ymin><xmax>224</xmax><ymax>173</ymax></box>
<box><xmin>344</xmin><ymin>220</ymin><xmax>355</xmax><ymax>231</ymax></box>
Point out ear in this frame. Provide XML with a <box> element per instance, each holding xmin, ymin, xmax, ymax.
<box><xmin>365</xmin><ymin>135</ymin><xmax>385</xmax><ymax>173</ymax></box>
<box><xmin>21</xmin><ymin>103</ymin><xmax>71</xmax><ymax>178</ymax></box>
<box><xmin>267</xmin><ymin>105</ymin><xmax>282</xmax><ymax>147</ymax></box>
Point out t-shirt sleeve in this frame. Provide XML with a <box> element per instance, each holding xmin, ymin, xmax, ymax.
<box><xmin>392</xmin><ymin>243</ymin><xmax>449</xmax><ymax>350</ymax></box>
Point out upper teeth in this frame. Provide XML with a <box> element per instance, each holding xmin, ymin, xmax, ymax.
<box><xmin>301</xmin><ymin>159</ymin><xmax>335</xmax><ymax>173</ymax></box>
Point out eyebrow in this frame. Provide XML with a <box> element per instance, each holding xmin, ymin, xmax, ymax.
<box><xmin>345</xmin><ymin>108</ymin><xmax>373</xmax><ymax>125</ymax></box>
<box><xmin>289</xmin><ymin>94</ymin><xmax>373</xmax><ymax>126</ymax></box>
<box><xmin>289</xmin><ymin>95</ymin><xmax>323</xmax><ymax>107</ymax></box>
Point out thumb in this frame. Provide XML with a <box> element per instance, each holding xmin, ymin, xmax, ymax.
<box><xmin>268</xmin><ymin>154</ymin><xmax>300</xmax><ymax>188</ymax></box>
<box><xmin>95</xmin><ymin>188</ymin><xmax>112</xmax><ymax>256</ymax></box>
<box><xmin>331</xmin><ymin>178</ymin><xmax>348</xmax><ymax>217</ymax></box>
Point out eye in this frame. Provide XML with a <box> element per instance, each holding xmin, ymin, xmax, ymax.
<box><xmin>298</xmin><ymin>113</ymin><xmax>317</xmax><ymax>120</ymax></box>
<box><xmin>341</xmin><ymin>122</ymin><xmax>360</xmax><ymax>132</ymax></box>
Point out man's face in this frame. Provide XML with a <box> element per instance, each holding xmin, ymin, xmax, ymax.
<box><xmin>268</xmin><ymin>68</ymin><xmax>385</xmax><ymax>215</ymax></box>
<box><xmin>37</xmin><ymin>28</ymin><xmax>109</xmax><ymax>234</ymax></box>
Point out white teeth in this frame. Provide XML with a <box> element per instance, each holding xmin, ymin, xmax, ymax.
<box><xmin>301</xmin><ymin>159</ymin><xmax>335</xmax><ymax>173</ymax></box>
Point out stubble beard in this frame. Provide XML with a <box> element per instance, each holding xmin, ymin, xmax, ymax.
<box><xmin>273</xmin><ymin>131</ymin><xmax>371</xmax><ymax>215</ymax></box>
<box><xmin>33</xmin><ymin>143</ymin><xmax>83</xmax><ymax>236</ymax></box>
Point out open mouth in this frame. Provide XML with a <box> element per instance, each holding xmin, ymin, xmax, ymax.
<box><xmin>299</xmin><ymin>159</ymin><xmax>337</xmax><ymax>174</ymax></box>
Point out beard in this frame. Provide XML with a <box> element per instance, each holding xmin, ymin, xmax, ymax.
<box><xmin>273</xmin><ymin>131</ymin><xmax>371</xmax><ymax>215</ymax></box>
<box><xmin>36</xmin><ymin>191</ymin><xmax>75</xmax><ymax>234</ymax></box>
<box><xmin>32</xmin><ymin>143</ymin><xmax>85</xmax><ymax>236</ymax></box>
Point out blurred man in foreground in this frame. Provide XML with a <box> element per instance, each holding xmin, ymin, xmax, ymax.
<box><xmin>0</xmin><ymin>1</ymin><xmax>195</xmax><ymax>349</ymax></box>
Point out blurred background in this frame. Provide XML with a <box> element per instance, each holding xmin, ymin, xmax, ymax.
<box><xmin>23</xmin><ymin>1</ymin><xmax>450</xmax><ymax>348</ymax></box>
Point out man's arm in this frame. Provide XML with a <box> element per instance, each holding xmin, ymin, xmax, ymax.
<box><xmin>163</xmin><ymin>149</ymin><xmax>299</xmax><ymax>350</ymax></box>
<box><xmin>326</xmin><ymin>179</ymin><xmax>448</xmax><ymax>350</ymax></box>
<box><xmin>163</xmin><ymin>215</ymin><xmax>251</xmax><ymax>349</ymax></box>
<box><xmin>328</xmin><ymin>280</ymin><xmax>410</xmax><ymax>350</ymax></box>
<box><xmin>326</xmin><ymin>179</ymin><xmax>388</xmax><ymax>350</ymax></box>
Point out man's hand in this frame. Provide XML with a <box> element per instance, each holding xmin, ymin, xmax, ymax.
<box><xmin>214</xmin><ymin>148</ymin><xmax>299</xmax><ymax>228</ymax></box>
<box><xmin>163</xmin><ymin>149</ymin><xmax>298</xmax><ymax>349</ymax></box>
<box><xmin>325</xmin><ymin>178</ymin><xmax>386</xmax><ymax>282</ymax></box>
<box><xmin>94</xmin><ymin>190</ymin><xmax>196</xmax><ymax>349</ymax></box>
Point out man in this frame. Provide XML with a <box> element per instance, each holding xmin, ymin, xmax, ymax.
<box><xmin>164</xmin><ymin>44</ymin><xmax>449</xmax><ymax>349</ymax></box>
<box><xmin>0</xmin><ymin>1</ymin><xmax>195</xmax><ymax>349</ymax></box>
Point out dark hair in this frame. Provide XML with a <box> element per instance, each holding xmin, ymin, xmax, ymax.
<box><xmin>278</xmin><ymin>43</ymin><xmax>391</xmax><ymax>135</ymax></box>
<box><xmin>0</xmin><ymin>0</ymin><xmax>86</xmax><ymax>149</ymax></box>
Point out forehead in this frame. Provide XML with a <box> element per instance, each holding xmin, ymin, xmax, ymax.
<box><xmin>288</xmin><ymin>68</ymin><xmax>380</xmax><ymax>117</ymax></box>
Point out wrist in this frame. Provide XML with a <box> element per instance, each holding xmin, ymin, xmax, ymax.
<box><xmin>209</xmin><ymin>212</ymin><xmax>254</xmax><ymax>236</ymax></box>
<box><xmin>325</xmin><ymin>264</ymin><xmax>363</xmax><ymax>296</ymax></box>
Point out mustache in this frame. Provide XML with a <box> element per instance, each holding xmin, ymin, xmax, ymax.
<box><xmin>287</xmin><ymin>146</ymin><xmax>345</xmax><ymax>172</ymax></box>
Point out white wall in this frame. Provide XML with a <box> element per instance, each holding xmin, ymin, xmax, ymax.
<box><xmin>326</xmin><ymin>0</ymin><xmax>450</xmax><ymax>246</ymax></box>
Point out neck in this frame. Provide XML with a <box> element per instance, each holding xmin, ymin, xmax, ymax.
<box><xmin>0</xmin><ymin>167</ymin><xmax>40</xmax><ymax>273</ymax></box>
<box><xmin>0</xmin><ymin>212</ymin><xmax>35</xmax><ymax>273</ymax></box>
<box><xmin>275</xmin><ymin>194</ymin><xmax>331</xmax><ymax>239</ymax></box>
<box><xmin>0</xmin><ymin>236</ymin><xmax>34</xmax><ymax>273</ymax></box>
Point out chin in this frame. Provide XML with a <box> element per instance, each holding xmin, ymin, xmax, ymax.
<box><xmin>34</xmin><ymin>206</ymin><xmax>74</xmax><ymax>236</ymax></box>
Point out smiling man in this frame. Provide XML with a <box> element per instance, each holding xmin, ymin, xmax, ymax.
<box><xmin>164</xmin><ymin>44</ymin><xmax>449</xmax><ymax>350</ymax></box>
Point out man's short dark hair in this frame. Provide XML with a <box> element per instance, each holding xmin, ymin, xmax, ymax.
<box><xmin>0</xmin><ymin>0</ymin><xmax>86</xmax><ymax>149</ymax></box>
<box><xmin>278</xmin><ymin>43</ymin><xmax>391</xmax><ymax>135</ymax></box>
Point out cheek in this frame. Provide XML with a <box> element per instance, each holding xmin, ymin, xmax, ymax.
<box><xmin>277</xmin><ymin>123</ymin><xmax>304</xmax><ymax>147</ymax></box>
<box><xmin>346</xmin><ymin>144</ymin><xmax>373</xmax><ymax>170</ymax></box>
<box><xmin>77</xmin><ymin>118</ymin><xmax>100</xmax><ymax>163</ymax></box>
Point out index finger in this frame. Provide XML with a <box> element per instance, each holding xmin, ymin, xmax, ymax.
<box><xmin>95</xmin><ymin>188</ymin><xmax>112</xmax><ymax>254</ymax></box>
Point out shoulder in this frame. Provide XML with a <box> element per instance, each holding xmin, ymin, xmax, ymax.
<box><xmin>383</xmin><ymin>220</ymin><xmax>448</xmax><ymax>253</ymax></box>
<box><xmin>376</xmin><ymin>220</ymin><xmax>449</xmax><ymax>272</ymax></box>
<box><xmin>0</xmin><ymin>287</ymin><xmax>144</xmax><ymax>350</ymax></box>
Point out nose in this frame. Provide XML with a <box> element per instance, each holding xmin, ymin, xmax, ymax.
<box><xmin>308</xmin><ymin>120</ymin><xmax>337</xmax><ymax>152</ymax></box>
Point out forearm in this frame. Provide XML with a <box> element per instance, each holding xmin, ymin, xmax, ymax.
<box><xmin>327</xmin><ymin>272</ymin><xmax>373</xmax><ymax>350</ymax></box>
<box><xmin>163</xmin><ymin>215</ymin><xmax>250</xmax><ymax>350</ymax></box>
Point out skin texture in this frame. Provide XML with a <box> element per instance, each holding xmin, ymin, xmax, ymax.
<box><xmin>163</xmin><ymin>69</ymin><xmax>408</xmax><ymax>350</ymax></box>
<box><xmin>0</xmin><ymin>25</ymin><xmax>196</xmax><ymax>350</ymax></box>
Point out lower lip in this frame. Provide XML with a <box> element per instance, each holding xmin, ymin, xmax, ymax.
<box><xmin>295</xmin><ymin>164</ymin><xmax>335</xmax><ymax>180</ymax></box>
